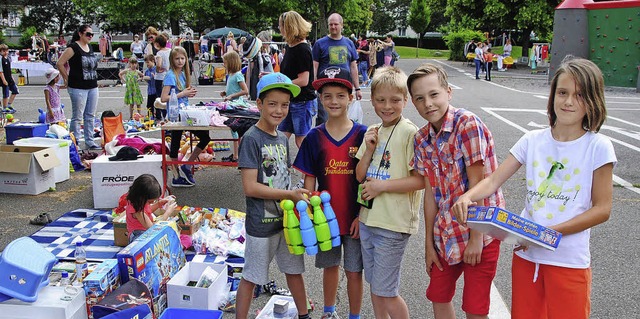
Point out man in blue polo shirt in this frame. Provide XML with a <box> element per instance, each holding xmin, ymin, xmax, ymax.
<box><xmin>312</xmin><ymin>13</ymin><xmax>362</xmax><ymax>126</ymax></box>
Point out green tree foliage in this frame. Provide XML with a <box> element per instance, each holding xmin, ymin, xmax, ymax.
<box><xmin>407</xmin><ymin>0</ymin><xmax>431</xmax><ymax>56</ymax></box>
<box><xmin>442</xmin><ymin>0</ymin><xmax>559</xmax><ymax>55</ymax></box>
<box><xmin>443</xmin><ymin>28</ymin><xmax>484</xmax><ymax>61</ymax></box>
<box><xmin>371</xmin><ymin>0</ymin><xmax>411</xmax><ymax>36</ymax></box>
<box><xmin>20</xmin><ymin>0</ymin><xmax>83</xmax><ymax>37</ymax></box>
<box><xmin>19</xmin><ymin>26</ymin><xmax>37</xmax><ymax>49</ymax></box>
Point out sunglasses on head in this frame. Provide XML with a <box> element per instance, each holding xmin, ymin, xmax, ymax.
<box><xmin>85</xmin><ymin>32</ymin><xmax>94</xmax><ymax>37</ymax></box>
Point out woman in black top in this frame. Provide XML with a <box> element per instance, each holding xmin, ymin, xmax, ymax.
<box><xmin>56</xmin><ymin>25</ymin><xmax>100</xmax><ymax>150</ymax></box>
<box><xmin>277</xmin><ymin>10</ymin><xmax>315</xmax><ymax>148</ymax></box>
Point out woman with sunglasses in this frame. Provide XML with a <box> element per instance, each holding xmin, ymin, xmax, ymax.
<box><xmin>144</xmin><ymin>26</ymin><xmax>159</xmax><ymax>56</ymax></box>
<box><xmin>56</xmin><ymin>24</ymin><xmax>101</xmax><ymax>150</ymax></box>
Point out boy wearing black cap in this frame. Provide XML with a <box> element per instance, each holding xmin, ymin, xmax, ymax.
<box><xmin>293</xmin><ymin>67</ymin><xmax>368</xmax><ymax>319</ymax></box>
<box><xmin>235</xmin><ymin>72</ymin><xmax>312</xmax><ymax>319</ymax></box>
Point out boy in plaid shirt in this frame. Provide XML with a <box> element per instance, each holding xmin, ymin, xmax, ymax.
<box><xmin>408</xmin><ymin>63</ymin><xmax>505</xmax><ymax>319</ymax></box>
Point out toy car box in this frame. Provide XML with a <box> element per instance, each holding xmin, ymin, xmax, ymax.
<box><xmin>117</xmin><ymin>224</ymin><xmax>185</xmax><ymax>316</ymax></box>
<box><xmin>83</xmin><ymin>259</ymin><xmax>121</xmax><ymax>319</ymax></box>
<box><xmin>466</xmin><ymin>206</ymin><xmax>562</xmax><ymax>251</ymax></box>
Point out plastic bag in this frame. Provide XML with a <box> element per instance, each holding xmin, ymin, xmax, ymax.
<box><xmin>348</xmin><ymin>100</ymin><xmax>364</xmax><ymax>124</ymax></box>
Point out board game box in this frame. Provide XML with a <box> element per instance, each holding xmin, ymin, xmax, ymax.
<box><xmin>466</xmin><ymin>206</ymin><xmax>562</xmax><ymax>251</ymax></box>
<box><xmin>84</xmin><ymin>259</ymin><xmax>121</xmax><ymax>319</ymax></box>
<box><xmin>117</xmin><ymin>223</ymin><xmax>185</xmax><ymax>316</ymax></box>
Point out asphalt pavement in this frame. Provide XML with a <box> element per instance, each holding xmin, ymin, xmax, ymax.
<box><xmin>1</xmin><ymin>58</ymin><xmax>638</xmax><ymax>319</ymax></box>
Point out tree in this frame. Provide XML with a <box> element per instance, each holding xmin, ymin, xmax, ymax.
<box><xmin>407</xmin><ymin>0</ymin><xmax>431</xmax><ymax>57</ymax></box>
<box><xmin>20</xmin><ymin>0</ymin><xmax>83</xmax><ymax>37</ymax></box>
<box><xmin>370</xmin><ymin>0</ymin><xmax>412</xmax><ymax>36</ymax></box>
<box><xmin>442</xmin><ymin>0</ymin><xmax>560</xmax><ymax>56</ymax></box>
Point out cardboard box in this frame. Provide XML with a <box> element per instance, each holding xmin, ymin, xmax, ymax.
<box><xmin>0</xmin><ymin>285</ymin><xmax>88</xmax><ymax>319</ymax></box>
<box><xmin>83</xmin><ymin>259</ymin><xmax>121</xmax><ymax>319</ymax></box>
<box><xmin>167</xmin><ymin>262</ymin><xmax>227</xmax><ymax>310</ymax></box>
<box><xmin>5</xmin><ymin>122</ymin><xmax>48</xmax><ymax>144</ymax></box>
<box><xmin>113</xmin><ymin>214</ymin><xmax>129</xmax><ymax>247</ymax></box>
<box><xmin>91</xmin><ymin>154</ymin><xmax>164</xmax><ymax>209</ymax></box>
<box><xmin>117</xmin><ymin>224</ymin><xmax>185</xmax><ymax>316</ymax></box>
<box><xmin>14</xmin><ymin>137</ymin><xmax>71</xmax><ymax>183</ymax></box>
<box><xmin>0</xmin><ymin>145</ymin><xmax>60</xmax><ymax>195</ymax></box>
<box><xmin>467</xmin><ymin>206</ymin><xmax>562</xmax><ymax>251</ymax></box>
<box><xmin>255</xmin><ymin>295</ymin><xmax>297</xmax><ymax>319</ymax></box>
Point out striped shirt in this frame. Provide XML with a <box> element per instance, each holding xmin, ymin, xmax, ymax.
<box><xmin>412</xmin><ymin>106</ymin><xmax>505</xmax><ymax>265</ymax></box>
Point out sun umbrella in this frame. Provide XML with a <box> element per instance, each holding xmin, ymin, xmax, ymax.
<box><xmin>205</xmin><ymin>27</ymin><xmax>250</xmax><ymax>40</ymax></box>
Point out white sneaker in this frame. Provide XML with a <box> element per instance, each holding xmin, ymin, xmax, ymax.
<box><xmin>321</xmin><ymin>312</ymin><xmax>340</xmax><ymax>319</ymax></box>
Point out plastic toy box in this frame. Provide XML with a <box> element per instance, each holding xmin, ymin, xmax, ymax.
<box><xmin>5</xmin><ymin>122</ymin><xmax>48</xmax><ymax>144</ymax></box>
<box><xmin>467</xmin><ymin>206</ymin><xmax>562</xmax><ymax>251</ymax></box>
<box><xmin>159</xmin><ymin>308</ymin><xmax>223</xmax><ymax>319</ymax></box>
<box><xmin>117</xmin><ymin>224</ymin><xmax>185</xmax><ymax>316</ymax></box>
<box><xmin>83</xmin><ymin>259</ymin><xmax>121</xmax><ymax>318</ymax></box>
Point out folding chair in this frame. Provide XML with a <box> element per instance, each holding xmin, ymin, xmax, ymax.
<box><xmin>102</xmin><ymin>113</ymin><xmax>126</xmax><ymax>147</ymax></box>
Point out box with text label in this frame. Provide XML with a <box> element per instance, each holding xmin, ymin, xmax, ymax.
<box><xmin>91</xmin><ymin>154</ymin><xmax>163</xmax><ymax>209</ymax></box>
<box><xmin>467</xmin><ymin>206</ymin><xmax>562</xmax><ymax>251</ymax></box>
<box><xmin>0</xmin><ymin>145</ymin><xmax>60</xmax><ymax>195</ymax></box>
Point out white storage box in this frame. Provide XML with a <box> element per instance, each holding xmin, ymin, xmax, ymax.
<box><xmin>167</xmin><ymin>262</ymin><xmax>227</xmax><ymax>311</ymax></box>
<box><xmin>91</xmin><ymin>154</ymin><xmax>163</xmax><ymax>209</ymax></box>
<box><xmin>0</xmin><ymin>285</ymin><xmax>88</xmax><ymax>319</ymax></box>
<box><xmin>0</xmin><ymin>145</ymin><xmax>59</xmax><ymax>195</ymax></box>
<box><xmin>256</xmin><ymin>295</ymin><xmax>297</xmax><ymax>319</ymax></box>
<box><xmin>13</xmin><ymin>137</ymin><xmax>71</xmax><ymax>183</ymax></box>
<box><xmin>180</xmin><ymin>108</ymin><xmax>211</xmax><ymax>126</ymax></box>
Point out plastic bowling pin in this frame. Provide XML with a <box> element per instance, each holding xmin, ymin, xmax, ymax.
<box><xmin>296</xmin><ymin>200</ymin><xmax>318</xmax><ymax>255</ymax></box>
<box><xmin>310</xmin><ymin>195</ymin><xmax>332</xmax><ymax>251</ymax></box>
<box><xmin>320</xmin><ymin>191</ymin><xmax>341</xmax><ymax>247</ymax></box>
<box><xmin>281</xmin><ymin>200</ymin><xmax>304</xmax><ymax>255</ymax></box>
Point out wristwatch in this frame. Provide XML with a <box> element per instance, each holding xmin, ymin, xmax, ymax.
<box><xmin>355</xmin><ymin>88</ymin><xmax>361</xmax><ymax>91</ymax></box>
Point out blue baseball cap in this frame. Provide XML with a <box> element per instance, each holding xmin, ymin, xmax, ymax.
<box><xmin>257</xmin><ymin>72</ymin><xmax>301</xmax><ymax>97</ymax></box>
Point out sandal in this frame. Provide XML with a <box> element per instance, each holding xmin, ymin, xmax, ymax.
<box><xmin>30</xmin><ymin>213</ymin><xmax>50</xmax><ymax>225</ymax></box>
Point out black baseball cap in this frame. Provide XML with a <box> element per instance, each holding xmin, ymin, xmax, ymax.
<box><xmin>109</xmin><ymin>146</ymin><xmax>143</xmax><ymax>161</ymax></box>
<box><xmin>312</xmin><ymin>67</ymin><xmax>353</xmax><ymax>91</ymax></box>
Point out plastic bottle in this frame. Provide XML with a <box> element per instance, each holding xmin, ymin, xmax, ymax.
<box><xmin>60</xmin><ymin>272</ymin><xmax>70</xmax><ymax>286</ymax></box>
<box><xmin>296</xmin><ymin>200</ymin><xmax>318</xmax><ymax>255</ymax></box>
<box><xmin>75</xmin><ymin>242</ymin><xmax>88</xmax><ymax>284</ymax></box>
<box><xmin>310</xmin><ymin>195</ymin><xmax>332</xmax><ymax>251</ymax></box>
<box><xmin>320</xmin><ymin>191</ymin><xmax>341</xmax><ymax>247</ymax></box>
<box><xmin>281</xmin><ymin>200</ymin><xmax>304</xmax><ymax>255</ymax></box>
<box><xmin>168</xmin><ymin>88</ymin><xmax>179</xmax><ymax>122</ymax></box>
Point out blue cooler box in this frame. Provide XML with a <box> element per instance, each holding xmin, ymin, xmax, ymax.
<box><xmin>5</xmin><ymin>122</ymin><xmax>48</xmax><ymax>144</ymax></box>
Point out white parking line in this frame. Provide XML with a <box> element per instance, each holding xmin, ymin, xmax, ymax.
<box><xmin>483</xmin><ymin>107</ymin><xmax>640</xmax><ymax>195</ymax></box>
<box><xmin>489</xmin><ymin>282</ymin><xmax>511</xmax><ymax>318</ymax></box>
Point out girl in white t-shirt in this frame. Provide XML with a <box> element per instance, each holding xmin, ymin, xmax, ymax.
<box><xmin>451</xmin><ymin>57</ymin><xmax>616</xmax><ymax>319</ymax></box>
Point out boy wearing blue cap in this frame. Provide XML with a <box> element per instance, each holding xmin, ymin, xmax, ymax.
<box><xmin>235</xmin><ymin>73</ymin><xmax>312</xmax><ymax>319</ymax></box>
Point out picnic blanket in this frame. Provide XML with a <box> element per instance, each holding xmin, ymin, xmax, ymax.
<box><xmin>30</xmin><ymin>209</ymin><xmax>121</xmax><ymax>262</ymax></box>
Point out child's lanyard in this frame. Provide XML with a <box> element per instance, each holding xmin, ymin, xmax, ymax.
<box><xmin>367</xmin><ymin>118</ymin><xmax>400</xmax><ymax>182</ymax></box>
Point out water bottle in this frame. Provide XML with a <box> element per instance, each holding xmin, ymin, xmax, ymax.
<box><xmin>75</xmin><ymin>242</ymin><xmax>88</xmax><ymax>285</ymax></box>
<box><xmin>60</xmin><ymin>272</ymin><xmax>70</xmax><ymax>286</ymax></box>
<box><xmin>168</xmin><ymin>88</ymin><xmax>179</xmax><ymax>122</ymax></box>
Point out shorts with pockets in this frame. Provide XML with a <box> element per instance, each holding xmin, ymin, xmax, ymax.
<box><xmin>242</xmin><ymin>232</ymin><xmax>305</xmax><ymax>285</ymax></box>
<box><xmin>359</xmin><ymin>222</ymin><xmax>410</xmax><ymax>297</ymax></box>
<box><xmin>315</xmin><ymin>235</ymin><xmax>363</xmax><ymax>273</ymax></box>
<box><xmin>278</xmin><ymin>99</ymin><xmax>314</xmax><ymax>136</ymax></box>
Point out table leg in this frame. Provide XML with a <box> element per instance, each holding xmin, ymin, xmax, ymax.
<box><xmin>161</xmin><ymin>129</ymin><xmax>168</xmax><ymax>195</ymax></box>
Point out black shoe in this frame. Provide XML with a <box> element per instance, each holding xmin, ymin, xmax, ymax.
<box><xmin>30</xmin><ymin>213</ymin><xmax>50</xmax><ymax>225</ymax></box>
<box><xmin>221</xmin><ymin>154</ymin><xmax>237</xmax><ymax>162</ymax></box>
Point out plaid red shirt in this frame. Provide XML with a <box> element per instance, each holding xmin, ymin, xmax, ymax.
<box><xmin>412</xmin><ymin>106</ymin><xmax>505</xmax><ymax>265</ymax></box>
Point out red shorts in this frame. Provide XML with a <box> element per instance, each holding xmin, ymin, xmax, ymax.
<box><xmin>426</xmin><ymin>240</ymin><xmax>500</xmax><ymax>315</ymax></box>
<box><xmin>512</xmin><ymin>254</ymin><xmax>591</xmax><ymax>319</ymax></box>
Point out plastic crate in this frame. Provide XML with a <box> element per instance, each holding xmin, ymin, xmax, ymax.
<box><xmin>159</xmin><ymin>308</ymin><xmax>223</xmax><ymax>319</ymax></box>
<box><xmin>5</xmin><ymin>122</ymin><xmax>48</xmax><ymax>145</ymax></box>
<box><xmin>0</xmin><ymin>237</ymin><xmax>57</xmax><ymax>302</ymax></box>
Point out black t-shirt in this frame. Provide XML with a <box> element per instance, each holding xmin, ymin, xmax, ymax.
<box><xmin>68</xmin><ymin>42</ymin><xmax>98</xmax><ymax>89</ymax></box>
<box><xmin>358</xmin><ymin>43</ymin><xmax>369</xmax><ymax>62</ymax></box>
<box><xmin>280</xmin><ymin>42</ymin><xmax>315</xmax><ymax>102</ymax></box>
<box><xmin>1</xmin><ymin>56</ymin><xmax>14</xmax><ymax>85</ymax></box>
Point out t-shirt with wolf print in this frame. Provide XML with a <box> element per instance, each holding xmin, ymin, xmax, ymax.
<box><xmin>238</xmin><ymin>125</ymin><xmax>292</xmax><ymax>237</ymax></box>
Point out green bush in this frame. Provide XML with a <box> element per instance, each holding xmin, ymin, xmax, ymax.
<box><xmin>443</xmin><ymin>29</ymin><xmax>484</xmax><ymax>61</ymax></box>
<box><xmin>19</xmin><ymin>27</ymin><xmax>37</xmax><ymax>49</ymax></box>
